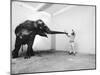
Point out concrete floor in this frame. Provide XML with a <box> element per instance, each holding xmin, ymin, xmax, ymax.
<box><xmin>11</xmin><ymin>51</ymin><xmax>96</xmax><ymax>74</ymax></box>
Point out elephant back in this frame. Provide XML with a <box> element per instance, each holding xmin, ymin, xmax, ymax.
<box><xmin>15</xmin><ymin>20</ymin><xmax>36</xmax><ymax>34</ymax></box>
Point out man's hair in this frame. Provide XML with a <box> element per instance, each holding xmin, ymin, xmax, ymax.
<box><xmin>71</xmin><ymin>29</ymin><xmax>75</xmax><ymax>36</ymax></box>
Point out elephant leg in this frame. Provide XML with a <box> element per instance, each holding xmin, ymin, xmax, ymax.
<box><xmin>12</xmin><ymin>37</ymin><xmax>21</xmax><ymax>58</ymax></box>
<box><xmin>24</xmin><ymin>36</ymin><xmax>35</xmax><ymax>59</ymax></box>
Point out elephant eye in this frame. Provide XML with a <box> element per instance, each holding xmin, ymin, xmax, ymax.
<box><xmin>40</xmin><ymin>27</ymin><xmax>42</xmax><ymax>29</ymax></box>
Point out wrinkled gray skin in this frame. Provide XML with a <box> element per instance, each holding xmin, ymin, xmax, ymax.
<box><xmin>12</xmin><ymin>19</ymin><xmax>67</xmax><ymax>59</ymax></box>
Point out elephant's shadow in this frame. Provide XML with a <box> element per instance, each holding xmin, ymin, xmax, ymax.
<box><xmin>18</xmin><ymin>49</ymin><xmax>55</xmax><ymax>57</ymax></box>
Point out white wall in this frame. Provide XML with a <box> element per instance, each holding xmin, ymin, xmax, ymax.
<box><xmin>52</xmin><ymin>6</ymin><xmax>95</xmax><ymax>54</ymax></box>
<box><xmin>12</xmin><ymin>1</ymin><xmax>95</xmax><ymax>54</ymax></box>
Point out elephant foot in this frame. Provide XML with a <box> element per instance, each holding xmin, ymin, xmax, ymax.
<box><xmin>24</xmin><ymin>51</ymin><xmax>35</xmax><ymax>59</ymax></box>
<box><xmin>24</xmin><ymin>55</ymin><xmax>31</xmax><ymax>59</ymax></box>
<box><xmin>12</xmin><ymin>55</ymin><xmax>18</xmax><ymax>58</ymax></box>
<box><xmin>12</xmin><ymin>51</ymin><xmax>18</xmax><ymax>58</ymax></box>
<box><xmin>24</xmin><ymin>54</ymin><xmax>35</xmax><ymax>59</ymax></box>
<box><xmin>30</xmin><ymin>51</ymin><xmax>35</xmax><ymax>56</ymax></box>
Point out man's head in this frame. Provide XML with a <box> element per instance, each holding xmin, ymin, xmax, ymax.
<box><xmin>71</xmin><ymin>29</ymin><xmax>75</xmax><ymax>36</ymax></box>
<box><xmin>72</xmin><ymin>29</ymin><xmax>74</xmax><ymax>32</ymax></box>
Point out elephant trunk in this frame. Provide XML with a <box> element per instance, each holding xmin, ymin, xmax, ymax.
<box><xmin>46</xmin><ymin>30</ymin><xmax>68</xmax><ymax>35</ymax></box>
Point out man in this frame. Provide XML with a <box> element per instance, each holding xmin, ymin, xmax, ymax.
<box><xmin>66</xmin><ymin>29</ymin><xmax>77</xmax><ymax>55</ymax></box>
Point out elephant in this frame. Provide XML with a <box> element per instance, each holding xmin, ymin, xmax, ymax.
<box><xmin>12</xmin><ymin>19</ymin><xmax>68</xmax><ymax>59</ymax></box>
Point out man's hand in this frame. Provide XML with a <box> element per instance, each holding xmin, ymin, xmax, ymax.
<box><xmin>64</xmin><ymin>30</ymin><xmax>68</xmax><ymax>36</ymax></box>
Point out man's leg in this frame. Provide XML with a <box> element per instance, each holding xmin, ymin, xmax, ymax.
<box><xmin>71</xmin><ymin>42</ymin><xmax>76</xmax><ymax>55</ymax></box>
<box><xmin>68</xmin><ymin>42</ymin><xmax>74</xmax><ymax>55</ymax></box>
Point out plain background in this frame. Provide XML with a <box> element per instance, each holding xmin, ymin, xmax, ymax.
<box><xmin>12</xmin><ymin>1</ymin><xmax>95</xmax><ymax>54</ymax></box>
<box><xmin>0</xmin><ymin>0</ymin><xmax>100</xmax><ymax>75</ymax></box>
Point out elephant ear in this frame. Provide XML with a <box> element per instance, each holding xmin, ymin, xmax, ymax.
<box><xmin>35</xmin><ymin>19</ymin><xmax>44</xmax><ymax>29</ymax></box>
<box><xmin>36</xmin><ymin>19</ymin><xmax>46</xmax><ymax>27</ymax></box>
<box><xmin>33</xmin><ymin>22</ymin><xmax>38</xmax><ymax>28</ymax></box>
<box><xmin>36</xmin><ymin>19</ymin><xmax>51</xmax><ymax>33</ymax></box>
